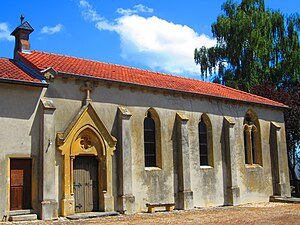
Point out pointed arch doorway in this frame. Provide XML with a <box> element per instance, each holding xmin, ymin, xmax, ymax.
<box><xmin>56</xmin><ymin>103</ymin><xmax>117</xmax><ymax>216</ymax></box>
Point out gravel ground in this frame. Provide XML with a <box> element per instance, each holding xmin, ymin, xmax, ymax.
<box><xmin>3</xmin><ymin>202</ymin><xmax>300</xmax><ymax>225</ymax></box>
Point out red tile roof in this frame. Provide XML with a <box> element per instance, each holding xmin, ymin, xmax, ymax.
<box><xmin>0</xmin><ymin>57</ymin><xmax>43</xmax><ymax>85</ymax></box>
<box><xmin>19</xmin><ymin>50</ymin><xmax>287</xmax><ymax>108</ymax></box>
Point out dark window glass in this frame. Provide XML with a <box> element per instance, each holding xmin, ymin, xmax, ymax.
<box><xmin>144</xmin><ymin>114</ymin><xmax>156</xmax><ymax>167</ymax></box>
<box><xmin>199</xmin><ymin>121</ymin><xmax>208</xmax><ymax>165</ymax></box>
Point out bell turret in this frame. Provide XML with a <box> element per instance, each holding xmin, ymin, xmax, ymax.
<box><xmin>11</xmin><ymin>15</ymin><xmax>34</xmax><ymax>58</ymax></box>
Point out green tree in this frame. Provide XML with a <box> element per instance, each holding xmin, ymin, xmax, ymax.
<box><xmin>194</xmin><ymin>0</ymin><xmax>300</xmax><ymax>91</ymax></box>
<box><xmin>194</xmin><ymin>0</ymin><xmax>300</xmax><ymax>191</ymax></box>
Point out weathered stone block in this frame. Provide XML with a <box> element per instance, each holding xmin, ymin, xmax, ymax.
<box><xmin>178</xmin><ymin>190</ymin><xmax>194</xmax><ymax>210</ymax></box>
<box><xmin>41</xmin><ymin>200</ymin><xmax>58</xmax><ymax>220</ymax></box>
<box><xmin>118</xmin><ymin>194</ymin><xmax>135</xmax><ymax>214</ymax></box>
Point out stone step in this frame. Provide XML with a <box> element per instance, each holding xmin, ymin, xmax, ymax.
<box><xmin>270</xmin><ymin>195</ymin><xmax>300</xmax><ymax>203</ymax></box>
<box><xmin>9</xmin><ymin>209</ymin><xmax>34</xmax><ymax>216</ymax></box>
<box><xmin>66</xmin><ymin>211</ymin><xmax>120</xmax><ymax>220</ymax></box>
<box><xmin>9</xmin><ymin>214</ymin><xmax>37</xmax><ymax>222</ymax></box>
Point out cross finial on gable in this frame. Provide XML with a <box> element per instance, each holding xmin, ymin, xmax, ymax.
<box><xmin>20</xmin><ymin>15</ymin><xmax>25</xmax><ymax>24</ymax></box>
<box><xmin>81</xmin><ymin>81</ymin><xmax>94</xmax><ymax>105</ymax></box>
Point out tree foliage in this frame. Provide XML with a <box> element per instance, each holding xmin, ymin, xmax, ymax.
<box><xmin>194</xmin><ymin>0</ymin><xmax>300</xmax><ymax>186</ymax></box>
<box><xmin>252</xmin><ymin>82</ymin><xmax>300</xmax><ymax>185</ymax></box>
<box><xmin>194</xmin><ymin>0</ymin><xmax>300</xmax><ymax>91</ymax></box>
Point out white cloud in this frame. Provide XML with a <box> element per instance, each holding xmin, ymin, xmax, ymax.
<box><xmin>117</xmin><ymin>4</ymin><xmax>154</xmax><ymax>16</ymax></box>
<box><xmin>41</xmin><ymin>24</ymin><xmax>63</xmax><ymax>35</ymax></box>
<box><xmin>114</xmin><ymin>15</ymin><xmax>216</xmax><ymax>74</ymax></box>
<box><xmin>0</xmin><ymin>22</ymin><xmax>14</xmax><ymax>41</ymax></box>
<box><xmin>79</xmin><ymin>2</ymin><xmax>216</xmax><ymax>75</ymax></box>
<box><xmin>79</xmin><ymin>0</ymin><xmax>103</xmax><ymax>22</ymax></box>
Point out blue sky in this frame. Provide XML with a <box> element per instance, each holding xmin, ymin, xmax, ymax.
<box><xmin>0</xmin><ymin>0</ymin><xmax>299</xmax><ymax>78</ymax></box>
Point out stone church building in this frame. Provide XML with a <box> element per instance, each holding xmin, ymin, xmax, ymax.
<box><xmin>0</xmin><ymin>19</ymin><xmax>291</xmax><ymax>220</ymax></box>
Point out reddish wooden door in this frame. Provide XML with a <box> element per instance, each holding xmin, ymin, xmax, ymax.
<box><xmin>10</xmin><ymin>159</ymin><xmax>32</xmax><ymax>210</ymax></box>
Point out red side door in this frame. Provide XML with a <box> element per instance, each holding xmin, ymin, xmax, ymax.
<box><xmin>10</xmin><ymin>159</ymin><xmax>32</xmax><ymax>210</ymax></box>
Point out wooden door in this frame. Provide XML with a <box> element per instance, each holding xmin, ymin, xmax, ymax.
<box><xmin>270</xmin><ymin>125</ymin><xmax>281</xmax><ymax>195</ymax></box>
<box><xmin>10</xmin><ymin>159</ymin><xmax>32</xmax><ymax>210</ymax></box>
<box><xmin>74</xmin><ymin>156</ymin><xmax>99</xmax><ymax>213</ymax></box>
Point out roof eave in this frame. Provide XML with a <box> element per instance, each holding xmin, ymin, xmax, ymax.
<box><xmin>56</xmin><ymin>71</ymin><xmax>288</xmax><ymax>110</ymax></box>
<box><xmin>0</xmin><ymin>77</ymin><xmax>48</xmax><ymax>87</ymax></box>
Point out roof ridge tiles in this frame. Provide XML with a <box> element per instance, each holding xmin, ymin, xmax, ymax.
<box><xmin>29</xmin><ymin>50</ymin><xmax>209</xmax><ymax>82</ymax></box>
<box><xmin>30</xmin><ymin>50</ymin><xmax>140</xmax><ymax>69</ymax></box>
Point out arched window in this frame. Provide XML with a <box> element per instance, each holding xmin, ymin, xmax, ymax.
<box><xmin>199</xmin><ymin>114</ymin><xmax>213</xmax><ymax>166</ymax></box>
<box><xmin>243</xmin><ymin>110</ymin><xmax>262</xmax><ymax>165</ymax></box>
<box><xmin>144</xmin><ymin>109</ymin><xmax>162</xmax><ymax>168</ymax></box>
<box><xmin>144</xmin><ymin>112</ymin><xmax>156</xmax><ymax>167</ymax></box>
<box><xmin>199</xmin><ymin>121</ymin><xmax>208</xmax><ymax>165</ymax></box>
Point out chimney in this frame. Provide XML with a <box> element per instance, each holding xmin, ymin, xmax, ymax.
<box><xmin>11</xmin><ymin>15</ymin><xmax>34</xmax><ymax>58</ymax></box>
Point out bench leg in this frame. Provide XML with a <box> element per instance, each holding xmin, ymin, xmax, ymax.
<box><xmin>148</xmin><ymin>206</ymin><xmax>155</xmax><ymax>213</ymax></box>
<box><xmin>166</xmin><ymin>206</ymin><xmax>174</xmax><ymax>211</ymax></box>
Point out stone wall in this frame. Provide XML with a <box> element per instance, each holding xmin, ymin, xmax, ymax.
<box><xmin>47</xmin><ymin>76</ymin><xmax>290</xmax><ymax>212</ymax></box>
<box><xmin>0</xmin><ymin>83</ymin><xmax>44</xmax><ymax>218</ymax></box>
<box><xmin>0</xmin><ymin>75</ymin><xmax>291</xmax><ymax>219</ymax></box>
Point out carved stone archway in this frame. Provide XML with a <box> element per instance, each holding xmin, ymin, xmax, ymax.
<box><xmin>56</xmin><ymin>103</ymin><xmax>117</xmax><ymax>216</ymax></box>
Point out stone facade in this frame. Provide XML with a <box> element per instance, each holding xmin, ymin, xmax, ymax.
<box><xmin>0</xmin><ymin>20</ymin><xmax>291</xmax><ymax>220</ymax></box>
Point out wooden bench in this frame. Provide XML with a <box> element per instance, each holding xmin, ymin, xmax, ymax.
<box><xmin>146</xmin><ymin>203</ymin><xmax>176</xmax><ymax>213</ymax></box>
